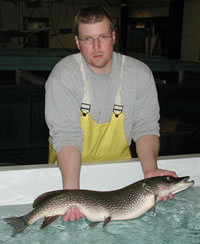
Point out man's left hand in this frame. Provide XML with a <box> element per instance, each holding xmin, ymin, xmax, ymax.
<box><xmin>144</xmin><ymin>168</ymin><xmax>178</xmax><ymax>202</ymax></box>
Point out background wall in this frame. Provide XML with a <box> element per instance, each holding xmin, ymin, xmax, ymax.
<box><xmin>128</xmin><ymin>1</ymin><xmax>169</xmax><ymax>17</ymax></box>
<box><xmin>0</xmin><ymin>1</ymin><xmax>120</xmax><ymax>49</ymax></box>
<box><xmin>181</xmin><ymin>0</ymin><xmax>200</xmax><ymax>61</ymax></box>
<box><xmin>0</xmin><ymin>0</ymin><xmax>200</xmax><ymax>61</ymax></box>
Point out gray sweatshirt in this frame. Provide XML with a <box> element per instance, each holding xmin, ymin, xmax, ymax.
<box><xmin>45</xmin><ymin>52</ymin><xmax>160</xmax><ymax>153</ymax></box>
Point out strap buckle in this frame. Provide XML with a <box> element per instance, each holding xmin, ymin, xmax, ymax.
<box><xmin>80</xmin><ymin>103</ymin><xmax>91</xmax><ymax>116</ymax></box>
<box><xmin>113</xmin><ymin>104</ymin><xmax>123</xmax><ymax>117</ymax></box>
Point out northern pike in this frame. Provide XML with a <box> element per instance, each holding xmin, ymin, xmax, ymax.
<box><xmin>5</xmin><ymin>176</ymin><xmax>194</xmax><ymax>236</ymax></box>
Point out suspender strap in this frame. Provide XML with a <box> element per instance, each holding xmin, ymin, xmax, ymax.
<box><xmin>74</xmin><ymin>53</ymin><xmax>126</xmax><ymax>115</ymax></box>
<box><xmin>113</xmin><ymin>55</ymin><xmax>125</xmax><ymax>115</ymax></box>
<box><xmin>73</xmin><ymin>53</ymin><xmax>91</xmax><ymax>114</ymax></box>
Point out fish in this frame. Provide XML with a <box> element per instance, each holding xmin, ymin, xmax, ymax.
<box><xmin>4</xmin><ymin>176</ymin><xmax>194</xmax><ymax>236</ymax></box>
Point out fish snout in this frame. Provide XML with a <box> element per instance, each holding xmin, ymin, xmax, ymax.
<box><xmin>176</xmin><ymin>176</ymin><xmax>194</xmax><ymax>186</ymax></box>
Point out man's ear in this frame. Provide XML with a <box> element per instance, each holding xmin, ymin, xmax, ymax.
<box><xmin>112</xmin><ymin>31</ymin><xmax>116</xmax><ymax>45</ymax></box>
<box><xmin>75</xmin><ymin>35</ymin><xmax>80</xmax><ymax>50</ymax></box>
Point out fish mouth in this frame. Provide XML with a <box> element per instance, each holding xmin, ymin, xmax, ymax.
<box><xmin>171</xmin><ymin>176</ymin><xmax>194</xmax><ymax>195</ymax></box>
<box><xmin>181</xmin><ymin>176</ymin><xmax>194</xmax><ymax>185</ymax></box>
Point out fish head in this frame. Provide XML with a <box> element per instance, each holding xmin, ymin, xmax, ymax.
<box><xmin>143</xmin><ymin>176</ymin><xmax>194</xmax><ymax>198</ymax></box>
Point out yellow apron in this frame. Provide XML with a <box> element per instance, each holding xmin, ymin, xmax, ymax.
<box><xmin>48</xmin><ymin>53</ymin><xmax>132</xmax><ymax>164</ymax></box>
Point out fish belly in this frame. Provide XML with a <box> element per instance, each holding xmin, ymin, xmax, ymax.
<box><xmin>111</xmin><ymin>195</ymin><xmax>155</xmax><ymax>221</ymax></box>
<box><xmin>78</xmin><ymin>205</ymin><xmax>111</xmax><ymax>222</ymax></box>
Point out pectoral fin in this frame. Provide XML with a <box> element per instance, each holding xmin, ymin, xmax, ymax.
<box><xmin>152</xmin><ymin>195</ymin><xmax>158</xmax><ymax>215</ymax></box>
<box><xmin>103</xmin><ymin>216</ymin><xmax>111</xmax><ymax>228</ymax></box>
<box><xmin>41</xmin><ymin>216</ymin><xmax>59</xmax><ymax>229</ymax></box>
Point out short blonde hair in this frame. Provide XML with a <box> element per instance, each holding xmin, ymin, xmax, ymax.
<box><xmin>74</xmin><ymin>6</ymin><xmax>115</xmax><ymax>36</ymax></box>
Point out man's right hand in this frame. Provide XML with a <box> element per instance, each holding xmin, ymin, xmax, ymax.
<box><xmin>57</xmin><ymin>146</ymin><xmax>84</xmax><ymax>222</ymax></box>
<box><xmin>62</xmin><ymin>207</ymin><xmax>84</xmax><ymax>222</ymax></box>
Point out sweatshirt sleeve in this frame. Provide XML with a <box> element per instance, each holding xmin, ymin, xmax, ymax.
<box><xmin>131</xmin><ymin>64</ymin><xmax>160</xmax><ymax>142</ymax></box>
<box><xmin>45</xmin><ymin>56</ymin><xmax>84</xmax><ymax>153</ymax></box>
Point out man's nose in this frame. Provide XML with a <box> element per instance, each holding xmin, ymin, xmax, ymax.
<box><xmin>93</xmin><ymin>38</ymin><xmax>101</xmax><ymax>49</ymax></box>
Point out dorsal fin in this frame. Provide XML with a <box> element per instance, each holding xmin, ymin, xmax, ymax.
<box><xmin>33</xmin><ymin>190</ymin><xmax>64</xmax><ymax>208</ymax></box>
<box><xmin>41</xmin><ymin>216</ymin><xmax>59</xmax><ymax>229</ymax></box>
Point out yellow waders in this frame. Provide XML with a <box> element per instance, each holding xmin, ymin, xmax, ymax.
<box><xmin>48</xmin><ymin>53</ymin><xmax>132</xmax><ymax>164</ymax></box>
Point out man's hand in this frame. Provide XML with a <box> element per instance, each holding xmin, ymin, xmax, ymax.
<box><xmin>57</xmin><ymin>146</ymin><xmax>84</xmax><ymax>222</ymax></box>
<box><xmin>144</xmin><ymin>168</ymin><xmax>178</xmax><ymax>202</ymax></box>
<box><xmin>62</xmin><ymin>207</ymin><xmax>84</xmax><ymax>222</ymax></box>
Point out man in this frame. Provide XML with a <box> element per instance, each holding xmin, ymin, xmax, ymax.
<box><xmin>45</xmin><ymin>6</ymin><xmax>177</xmax><ymax>222</ymax></box>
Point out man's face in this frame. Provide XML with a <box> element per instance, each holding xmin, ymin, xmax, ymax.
<box><xmin>75</xmin><ymin>17</ymin><xmax>115</xmax><ymax>74</ymax></box>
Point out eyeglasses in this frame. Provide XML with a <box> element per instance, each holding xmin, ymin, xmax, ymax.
<box><xmin>78</xmin><ymin>34</ymin><xmax>113</xmax><ymax>44</ymax></box>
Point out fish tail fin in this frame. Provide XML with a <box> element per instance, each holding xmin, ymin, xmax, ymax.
<box><xmin>4</xmin><ymin>216</ymin><xmax>27</xmax><ymax>236</ymax></box>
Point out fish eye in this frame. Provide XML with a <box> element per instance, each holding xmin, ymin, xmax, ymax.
<box><xmin>166</xmin><ymin>176</ymin><xmax>171</xmax><ymax>181</ymax></box>
<box><xmin>142</xmin><ymin>182</ymin><xmax>146</xmax><ymax>187</ymax></box>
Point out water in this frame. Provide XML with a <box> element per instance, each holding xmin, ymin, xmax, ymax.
<box><xmin>1</xmin><ymin>187</ymin><xmax>200</xmax><ymax>244</ymax></box>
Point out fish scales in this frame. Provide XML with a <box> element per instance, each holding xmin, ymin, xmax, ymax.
<box><xmin>23</xmin><ymin>186</ymin><xmax>151</xmax><ymax>227</ymax></box>
<box><xmin>4</xmin><ymin>176</ymin><xmax>194</xmax><ymax>236</ymax></box>
<box><xmin>28</xmin><ymin>185</ymin><xmax>148</xmax><ymax>223</ymax></box>
<box><xmin>49</xmin><ymin>183</ymin><xmax>149</xmax><ymax>214</ymax></box>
